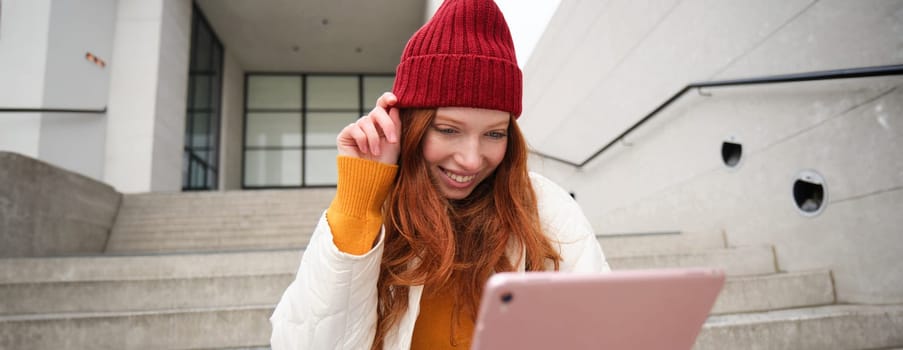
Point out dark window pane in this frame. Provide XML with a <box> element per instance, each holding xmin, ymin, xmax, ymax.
<box><xmin>193</xmin><ymin>21</ymin><xmax>212</xmax><ymax>71</ymax></box>
<box><xmin>192</xmin><ymin>75</ymin><xmax>212</xmax><ymax>109</ymax></box>
<box><xmin>191</xmin><ymin>113</ymin><xmax>210</xmax><ymax>147</ymax></box>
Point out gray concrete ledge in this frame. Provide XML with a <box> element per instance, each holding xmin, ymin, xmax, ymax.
<box><xmin>0</xmin><ymin>305</ymin><xmax>273</xmax><ymax>350</ymax></box>
<box><xmin>0</xmin><ymin>152</ymin><xmax>121</xmax><ymax>257</ymax></box>
<box><xmin>697</xmin><ymin>304</ymin><xmax>903</xmax><ymax>350</ymax></box>
<box><xmin>609</xmin><ymin>246</ymin><xmax>777</xmax><ymax>276</ymax></box>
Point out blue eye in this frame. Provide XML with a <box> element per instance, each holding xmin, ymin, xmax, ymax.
<box><xmin>433</xmin><ymin>126</ymin><xmax>457</xmax><ymax>134</ymax></box>
<box><xmin>487</xmin><ymin>131</ymin><xmax>507</xmax><ymax>139</ymax></box>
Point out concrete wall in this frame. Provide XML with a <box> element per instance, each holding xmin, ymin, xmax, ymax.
<box><xmin>524</xmin><ymin>0</ymin><xmax>903</xmax><ymax>304</ymax></box>
<box><xmin>0</xmin><ymin>152</ymin><xmax>121</xmax><ymax>257</ymax></box>
<box><xmin>0</xmin><ymin>0</ymin><xmax>51</xmax><ymax>157</ymax></box>
<box><xmin>105</xmin><ymin>0</ymin><xmax>191</xmax><ymax>193</ymax></box>
<box><xmin>219</xmin><ymin>51</ymin><xmax>245</xmax><ymax>190</ymax></box>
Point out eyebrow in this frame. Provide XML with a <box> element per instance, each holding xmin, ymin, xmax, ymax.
<box><xmin>433</xmin><ymin>114</ymin><xmax>510</xmax><ymax>129</ymax></box>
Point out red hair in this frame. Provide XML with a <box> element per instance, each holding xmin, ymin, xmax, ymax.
<box><xmin>372</xmin><ymin>109</ymin><xmax>561</xmax><ymax>348</ymax></box>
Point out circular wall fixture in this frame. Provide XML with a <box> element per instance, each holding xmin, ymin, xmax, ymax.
<box><xmin>792</xmin><ymin>170</ymin><xmax>827</xmax><ymax>217</ymax></box>
<box><xmin>721</xmin><ymin>137</ymin><xmax>743</xmax><ymax>168</ymax></box>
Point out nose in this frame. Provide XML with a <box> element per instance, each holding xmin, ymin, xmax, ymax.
<box><xmin>454</xmin><ymin>137</ymin><xmax>483</xmax><ymax>172</ymax></box>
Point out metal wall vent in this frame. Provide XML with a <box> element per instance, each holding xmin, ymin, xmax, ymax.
<box><xmin>793</xmin><ymin>170</ymin><xmax>827</xmax><ymax>216</ymax></box>
<box><xmin>721</xmin><ymin>138</ymin><xmax>743</xmax><ymax>168</ymax></box>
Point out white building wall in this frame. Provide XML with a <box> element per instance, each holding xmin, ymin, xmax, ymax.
<box><xmin>524</xmin><ymin>0</ymin><xmax>903</xmax><ymax>303</ymax></box>
<box><xmin>0</xmin><ymin>0</ymin><xmax>52</xmax><ymax>157</ymax></box>
<box><xmin>38</xmin><ymin>0</ymin><xmax>117</xmax><ymax>180</ymax></box>
<box><xmin>150</xmin><ymin>0</ymin><xmax>191</xmax><ymax>192</ymax></box>
<box><xmin>105</xmin><ymin>0</ymin><xmax>190</xmax><ymax>193</ymax></box>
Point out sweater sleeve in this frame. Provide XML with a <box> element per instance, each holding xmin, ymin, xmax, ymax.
<box><xmin>327</xmin><ymin>156</ymin><xmax>398</xmax><ymax>255</ymax></box>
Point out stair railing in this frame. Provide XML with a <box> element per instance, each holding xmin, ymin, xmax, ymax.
<box><xmin>0</xmin><ymin>107</ymin><xmax>107</xmax><ymax>114</ymax></box>
<box><xmin>531</xmin><ymin>64</ymin><xmax>903</xmax><ymax>168</ymax></box>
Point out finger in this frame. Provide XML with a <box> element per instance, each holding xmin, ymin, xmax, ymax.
<box><xmin>369</xmin><ymin>107</ymin><xmax>397</xmax><ymax>144</ymax></box>
<box><xmin>357</xmin><ymin>116</ymin><xmax>382</xmax><ymax>156</ymax></box>
<box><xmin>337</xmin><ymin>123</ymin><xmax>354</xmax><ymax>145</ymax></box>
<box><xmin>349</xmin><ymin>124</ymin><xmax>369</xmax><ymax>155</ymax></box>
<box><xmin>338</xmin><ymin>122</ymin><xmax>360</xmax><ymax>143</ymax></box>
<box><xmin>375</xmin><ymin>92</ymin><xmax>397</xmax><ymax>111</ymax></box>
<box><xmin>388</xmin><ymin>107</ymin><xmax>401</xmax><ymax>143</ymax></box>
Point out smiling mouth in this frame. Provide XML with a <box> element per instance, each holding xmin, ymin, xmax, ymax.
<box><xmin>441</xmin><ymin>167</ymin><xmax>476</xmax><ymax>183</ymax></box>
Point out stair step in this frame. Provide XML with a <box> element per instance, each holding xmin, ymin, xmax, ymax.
<box><xmin>120</xmin><ymin>188</ymin><xmax>333</xmax><ymax>201</ymax></box>
<box><xmin>713</xmin><ymin>270</ymin><xmax>834</xmax><ymax>314</ymax></box>
<box><xmin>597</xmin><ymin>231</ymin><xmax>725</xmax><ymax>257</ymax></box>
<box><xmin>0</xmin><ymin>306</ymin><xmax>273</xmax><ymax>349</ymax></box>
<box><xmin>113</xmin><ymin>190</ymin><xmax>334</xmax><ymax>222</ymax></box>
<box><xmin>608</xmin><ymin>246</ymin><xmax>776</xmax><ymax>276</ymax></box>
<box><xmin>105</xmin><ymin>234</ymin><xmax>308</xmax><ymax>254</ymax></box>
<box><xmin>3</xmin><ymin>250</ymin><xmax>828</xmax><ymax>319</ymax></box>
<box><xmin>113</xmin><ymin>213</ymin><xmax>314</xmax><ymax>226</ymax></box>
<box><xmin>0</xmin><ymin>250</ymin><xmax>301</xmax><ymax>284</ymax></box>
<box><xmin>114</xmin><ymin>206</ymin><xmax>325</xmax><ymax>218</ymax></box>
<box><xmin>696</xmin><ymin>304</ymin><xmax>903</xmax><ymax>350</ymax></box>
<box><xmin>0</xmin><ymin>251</ymin><xmax>301</xmax><ymax>316</ymax></box>
<box><xmin>111</xmin><ymin>224</ymin><xmax>311</xmax><ymax>236</ymax></box>
<box><xmin>107</xmin><ymin>189</ymin><xmax>328</xmax><ymax>255</ymax></box>
<box><xmin>5</xmin><ymin>303</ymin><xmax>900</xmax><ymax>350</ymax></box>
<box><xmin>1</xmin><ymin>268</ymin><xmax>832</xmax><ymax>317</ymax></box>
<box><xmin>1</xmin><ymin>273</ymin><xmax>293</xmax><ymax>316</ymax></box>
<box><xmin>118</xmin><ymin>191</ymin><xmax>333</xmax><ymax>210</ymax></box>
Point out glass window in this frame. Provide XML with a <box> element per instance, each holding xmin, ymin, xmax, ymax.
<box><xmin>305</xmin><ymin>148</ymin><xmax>339</xmax><ymax>186</ymax></box>
<box><xmin>192</xmin><ymin>20</ymin><xmax>212</xmax><ymax>71</ymax></box>
<box><xmin>191</xmin><ymin>75</ymin><xmax>212</xmax><ymax>109</ymax></box>
<box><xmin>306</xmin><ymin>112</ymin><xmax>358</xmax><ymax>147</ymax></box>
<box><xmin>363</xmin><ymin>76</ymin><xmax>395</xmax><ymax>109</ymax></box>
<box><xmin>242</xmin><ymin>73</ymin><xmax>393</xmax><ymax>188</ymax></box>
<box><xmin>247</xmin><ymin>76</ymin><xmax>303</xmax><ymax>109</ymax></box>
<box><xmin>183</xmin><ymin>6</ymin><xmax>222</xmax><ymax>191</ymax></box>
<box><xmin>245</xmin><ymin>113</ymin><xmax>302</xmax><ymax>147</ymax></box>
<box><xmin>244</xmin><ymin>150</ymin><xmax>302</xmax><ymax>187</ymax></box>
<box><xmin>190</xmin><ymin>112</ymin><xmax>210</xmax><ymax>147</ymax></box>
<box><xmin>306</xmin><ymin>76</ymin><xmax>359</xmax><ymax>110</ymax></box>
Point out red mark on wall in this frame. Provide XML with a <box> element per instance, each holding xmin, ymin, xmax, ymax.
<box><xmin>85</xmin><ymin>52</ymin><xmax>106</xmax><ymax>68</ymax></box>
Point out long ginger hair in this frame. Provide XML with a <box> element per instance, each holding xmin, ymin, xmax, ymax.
<box><xmin>372</xmin><ymin>108</ymin><xmax>562</xmax><ymax>348</ymax></box>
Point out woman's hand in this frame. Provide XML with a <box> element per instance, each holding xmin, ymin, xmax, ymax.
<box><xmin>337</xmin><ymin>92</ymin><xmax>402</xmax><ymax>165</ymax></box>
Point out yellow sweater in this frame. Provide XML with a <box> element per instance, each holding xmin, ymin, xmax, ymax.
<box><xmin>326</xmin><ymin>156</ymin><xmax>472</xmax><ymax>349</ymax></box>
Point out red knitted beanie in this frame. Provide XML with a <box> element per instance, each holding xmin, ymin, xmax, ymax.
<box><xmin>392</xmin><ymin>0</ymin><xmax>523</xmax><ymax>117</ymax></box>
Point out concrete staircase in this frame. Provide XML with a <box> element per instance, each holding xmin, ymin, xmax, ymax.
<box><xmin>598</xmin><ymin>232</ymin><xmax>903</xmax><ymax>349</ymax></box>
<box><xmin>0</xmin><ymin>188</ymin><xmax>336</xmax><ymax>349</ymax></box>
<box><xmin>2</xmin><ymin>190</ymin><xmax>902</xmax><ymax>349</ymax></box>
<box><xmin>105</xmin><ymin>189</ymin><xmax>335</xmax><ymax>253</ymax></box>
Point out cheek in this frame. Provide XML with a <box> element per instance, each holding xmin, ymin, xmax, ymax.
<box><xmin>484</xmin><ymin>142</ymin><xmax>507</xmax><ymax>170</ymax></box>
<box><xmin>421</xmin><ymin>134</ymin><xmax>444</xmax><ymax>165</ymax></box>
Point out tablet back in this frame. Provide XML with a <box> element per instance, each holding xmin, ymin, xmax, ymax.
<box><xmin>471</xmin><ymin>268</ymin><xmax>725</xmax><ymax>350</ymax></box>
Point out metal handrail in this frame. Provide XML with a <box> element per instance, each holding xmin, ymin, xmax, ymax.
<box><xmin>532</xmin><ymin>64</ymin><xmax>903</xmax><ymax>168</ymax></box>
<box><xmin>0</xmin><ymin>107</ymin><xmax>107</xmax><ymax>114</ymax></box>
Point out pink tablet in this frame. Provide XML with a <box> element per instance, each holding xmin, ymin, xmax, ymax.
<box><xmin>471</xmin><ymin>268</ymin><xmax>725</xmax><ymax>350</ymax></box>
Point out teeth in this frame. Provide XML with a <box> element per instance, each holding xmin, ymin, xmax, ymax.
<box><xmin>443</xmin><ymin>169</ymin><xmax>475</xmax><ymax>183</ymax></box>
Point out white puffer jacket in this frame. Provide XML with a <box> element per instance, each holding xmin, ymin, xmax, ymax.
<box><xmin>270</xmin><ymin>172</ymin><xmax>610</xmax><ymax>349</ymax></box>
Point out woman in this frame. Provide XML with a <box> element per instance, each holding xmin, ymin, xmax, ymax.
<box><xmin>270</xmin><ymin>0</ymin><xmax>609</xmax><ymax>349</ymax></box>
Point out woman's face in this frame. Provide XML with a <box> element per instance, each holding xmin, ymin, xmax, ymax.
<box><xmin>423</xmin><ymin>107</ymin><xmax>510</xmax><ymax>199</ymax></box>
